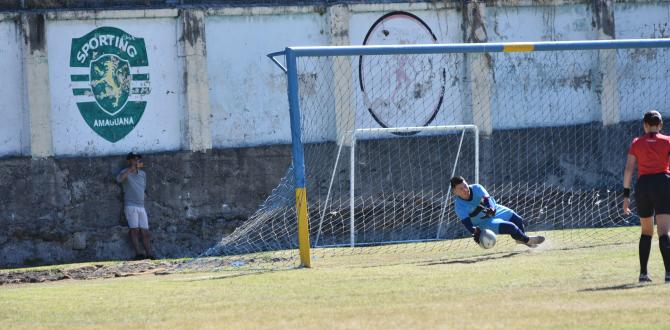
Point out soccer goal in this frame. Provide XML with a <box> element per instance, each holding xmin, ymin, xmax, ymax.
<box><xmin>312</xmin><ymin>124</ymin><xmax>479</xmax><ymax>249</ymax></box>
<box><xmin>205</xmin><ymin>38</ymin><xmax>670</xmax><ymax>270</ymax></box>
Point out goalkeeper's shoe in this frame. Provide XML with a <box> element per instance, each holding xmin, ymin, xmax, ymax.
<box><xmin>515</xmin><ymin>240</ymin><xmax>537</xmax><ymax>248</ymax></box>
<box><xmin>527</xmin><ymin>236</ymin><xmax>545</xmax><ymax>246</ymax></box>
<box><xmin>639</xmin><ymin>273</ymin><xmax>652</xmax><ymax>283</ymax></box>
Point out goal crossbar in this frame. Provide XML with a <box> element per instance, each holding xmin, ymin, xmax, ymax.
<box><xmin>269</xmin><ymin>39</ymin><xmax>670</xmax><ymax>68</ymax></box>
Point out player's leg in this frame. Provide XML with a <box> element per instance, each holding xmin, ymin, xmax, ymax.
<box><xmin>138</xmin><ymin>208</ymin><xmax>154</xmax><ymax>259</ymax></box>
<box><xmin>494</xmin><ymin>207</ymin><xmax>526</xmax><ymax>233</ymax></box>
<box><xmin>497</xmin><ymin>208</ymin><xmax>542</xmax><ymax>245</ymax></box>
<box><xmin>651</xmin><ymin>174</ymin><xmax>670</xmax><ymax>283</ymax></box>
<box><xmin>636</xmin><ymin>177</ymin><xmax>654</xmax><ymax>282</ymax></box>
<box><xmin>488</xmin><ymin>219</ymin><xmax>543</xmax><ymax>247</ymax></box>
<box><xmin>498</xmin><ymin>221</ymin><xmax>527</xmax><ymax>242</ymax></box>
<box><xmin>638</xmin><ymin>217</ymin><xmax>654</xmax><ymax>282</ymax></box>
<box><xmin>507</xmin><ymin>212</ymin><xmax>526</xmax><ymax>233</ymax></box>
<box><xmin>655</xmin><ymin>214</ymin><xmax>670</xmax><ymax>283</ymax></box>
<box><xmin>140</xmin><ymin>230</ymin><xmax>153</xmax><ymax>259</ymax></box>
<box><xmin>125</xmin><ymin>206</ymin><xmax>145</xmax><ymax>259</ymax></box>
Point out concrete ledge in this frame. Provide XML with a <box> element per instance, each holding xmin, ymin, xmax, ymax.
<box><xmin>205</xmin><ymin>5</ymin><xmax>323</xmax><ymax>16</ymax></box>
<box><xmin>0</xmin><ymin>12</ymin><xmax>18</xmax><ymax>21</ymax></box>
<box><xmin>45</xmin><ymin>8</ymin><xmax>179</xmax><ymax>20</ymax></box>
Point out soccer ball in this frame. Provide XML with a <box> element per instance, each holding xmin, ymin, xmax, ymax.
<box><xmin>478</xmin><ymin>229</ymin><xmax>497</xmax><ymax>249</ymax></box>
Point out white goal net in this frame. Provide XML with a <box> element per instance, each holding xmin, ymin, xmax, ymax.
<box><xmin>204</xmin><ymin>39</ymin><xmax>670</xmax><ymax>270</ymax></box>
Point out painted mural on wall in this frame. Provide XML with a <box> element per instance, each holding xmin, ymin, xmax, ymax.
<box><xmin>69</xmin><ymin>27</ymin><xmax>151</xmax><ymax>143</ymax></box>
<box><xmin>358</xmin><ymin>11</ymin><xmax>446</xmax><ymax>129</ymax></box>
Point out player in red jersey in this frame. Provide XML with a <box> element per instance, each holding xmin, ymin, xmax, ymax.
<box><xmin>623</xmin><ymin>110</ymin><xmax>670</xmax><ymax>283</ymax></box>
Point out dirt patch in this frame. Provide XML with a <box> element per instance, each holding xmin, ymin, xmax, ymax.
<box><xmin>0</xmin><ymin>260</ymin><xmax>187</xmax><ymax>285</ymax></box>
<box><xmin>0</xmin><ymin>256</ymin><xmax>295</xmax><ymax>285</ymax></box>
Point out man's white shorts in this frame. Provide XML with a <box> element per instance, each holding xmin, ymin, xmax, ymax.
<box><xmin>125</xmin><ymin>206</ymin><xmax>149</xmax><ymax>229</ymax></box>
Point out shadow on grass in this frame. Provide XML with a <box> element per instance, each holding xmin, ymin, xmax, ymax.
<box><xmin>176</xmin><ymin>271</ymin><xmax>268</xmax><ymax>282</ymax></box>
<box><xmin>420</xmin><ymin>251</ymin><xmax>525</xmax><ymax>266</ymax></box>
<box><xmin>578</xmin><ymin>282</ymin><xmax>655</xmax><ymax>292</ymax></box>
<box><xmin>173</xmin><ymin>251</ymin><xmax>524</xmax><ymax>280</ymax></box>
<box><xmin>175</xmin><ymin>267</ymin><xmax>304</xmax><ymax>282</ymax></box>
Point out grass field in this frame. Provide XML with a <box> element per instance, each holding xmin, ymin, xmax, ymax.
<box><xmin>1</xmin><ymin>229</ymin><xmax>669</xmax><ymax>329</ymax></box>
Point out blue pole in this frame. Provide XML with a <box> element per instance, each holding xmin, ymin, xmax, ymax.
<box><xmin>286</xmin><ymin>48</ymin><xmax>305</xmax><ymax>189</ymax></box>
<box><xmin>285</xmin><ymin>48</ymin><xmax>311</xmax><ymax>267</ymax></box>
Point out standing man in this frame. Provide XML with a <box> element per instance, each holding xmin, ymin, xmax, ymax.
<box><xmin>116</xmin><ymin>152</ymin><xmax>154</xmax><ymax>260</ymax></box>
<box><xmin>451</xmin><ymin>176</ymin><xmax>545</xmax><ymax>248</ymax></box>
<box><xmin>623</xmin><ymin>110</ymin><xmax>670</xmax><ymax>283</ymax></box>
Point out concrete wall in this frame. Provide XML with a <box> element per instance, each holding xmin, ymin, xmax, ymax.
<box><xmin>487</xmin><ymin>4</ymin><xmax>596</xmax><ymax>42</ymax></box>
<box><xmin>0</xmin><ymin>20</ymin><xmax>26</xmax><ymax>156</ymax></box>
<box><xmin>487</xmin><ymin>4</ymin><xmax>600</xmax><ymax>129</ymax></box>
<box><xmin>0</xmin><ymin>146</ymin><xmax>292</xmax><ymax>268</ymax></box>
<box><xmin>206</xmin><ymin>13</ymin><xmax>329</xmax><ymax>147</ymax></box>
<box><xmin>0</xmin><ymin>1</ymin><xmax>669</xmax><ymax>157</ymax></box>
<box><xmin>615</xmin><ymin>3</ymin><xmax>670</xmax><ymax>122</ymax></box>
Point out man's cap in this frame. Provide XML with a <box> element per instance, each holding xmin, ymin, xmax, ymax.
<box><xmin>126</xmin><ymin>152</ymin><xmax>142</xmax><ymax>160</ymax></box>
<box><xmin>643</xmin><ymin>110</ymin><xmax>663</xmax><ymax>126</ymax></box>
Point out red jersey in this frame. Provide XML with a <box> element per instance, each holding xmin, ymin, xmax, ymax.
<box><xmin>628</xmin><ymin>132</ymin><xmax>670</xmax><ymax>177</ymax></box>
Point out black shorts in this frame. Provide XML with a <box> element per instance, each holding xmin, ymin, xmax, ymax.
<box><xmin>635</xmin><ymin>173</ymin><xmax>670</xmax><ymax>217</ymax></box>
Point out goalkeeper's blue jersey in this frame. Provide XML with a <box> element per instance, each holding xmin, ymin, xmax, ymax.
<box><xmin>454</xmin><ymin>184</ymin><xmax>512</xmax><ymax>224</ymax></box>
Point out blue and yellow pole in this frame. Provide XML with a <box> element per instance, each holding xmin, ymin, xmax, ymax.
<box><xmin>503</xmin><ymin>43</ymin><xmax>534</xmax><ymax>52</ymax></box>
<box><xmin>285</xmin><ymin>48</ymin><xmax>311</xmax><ymax>268</ymax></box>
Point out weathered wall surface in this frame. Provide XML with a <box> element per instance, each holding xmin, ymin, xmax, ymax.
<box><xmin>615</xmin><ymin>3</ymin><xmax>670</xmax><ymax>122</ymax></box>
<box><xmin>0</xmin><ymin>146</ymin><xmax>291</xmax><ymax>267</ymax></box>
<box><xmin>1</xmin><ymin>1</ymin><xmax>670</xmax><ymax>267</ymax></box>
<box><xmin>0</xmin><ymin>20</ymin><xmax>26</xmax><ymax>156</ymax></box>
<box><xmin>486</xmin><ymin>4</ymin><xmax>600</xmax><ymax>129</ymax></box>
<box><xmin>206</xmin><ymin>13</ymin><xmax>329</xmax><ymax>147</ymax></box>
<box><xmin>487</xmin><ymin>4</ymin><xmax>596</xmax><ymax>42</ymax></box>
<box><xmin>1</xmin><ymin>2</ymin><xmax>670</xmax><ymax>158</ymax></box>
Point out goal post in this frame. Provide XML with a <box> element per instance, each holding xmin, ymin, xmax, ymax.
<box><xmin>203</xmin><ymin>38</ymin><xmax>670</xmax><ymax>270</ymax></box>
<box><xmin>276</xmin><ymin>39</ymin><xmax>670</xmax><ymax>267</ymax></box>
<box><xmin>285</xmin><ymin>49</ymin><xmax>311</xmax><ymax>268</ymax></box>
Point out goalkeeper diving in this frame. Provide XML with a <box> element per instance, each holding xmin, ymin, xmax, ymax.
<box><xmin>450</xmin><ymin>176</ymin><xmax>545</xmax><ymax>247</ymax></box>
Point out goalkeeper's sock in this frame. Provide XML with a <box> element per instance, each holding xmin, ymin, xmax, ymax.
<box><xmin>498</xmin><ymin>222</ymin><xmax>528</xmax><ymax>243</ymax></box>
<box><xmin>508</xmin><ymin>213</ymin><xmax>526</xmax><ymax>233</ymax></box>
<box><xmin>658</xmin><ymin>235</ymin><xmax>670</xmax><ymax>274</ymax></box>
<box><xmin>640</xmin><ymin>234</ymin><xmax>652</xmax><ymax>276</ymax></box>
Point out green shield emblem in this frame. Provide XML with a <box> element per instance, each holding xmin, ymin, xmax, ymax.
<box><xmin>69</xmin><ymin>27</ymin><xmax>150</xmax><ymax>143</ymax></box>
<box><xmin>90</xmin><ymin>55</ymin><xmax>131</xmax><ymax>116</ymax></box>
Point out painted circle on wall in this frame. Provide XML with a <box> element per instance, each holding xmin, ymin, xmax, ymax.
<box><xmin>359</xmin><ymin>11</ymin><xmax>446</xmax><ymax>130</ymax></box>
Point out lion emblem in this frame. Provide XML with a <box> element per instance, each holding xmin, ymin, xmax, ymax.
<box><xmin>90</xmin><ymin>54</ymin><xmax>131</xmax><ymax>116</ymax></box>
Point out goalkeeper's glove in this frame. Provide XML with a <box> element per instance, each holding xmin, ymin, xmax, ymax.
<box><xmin>468</xmin><ymin>205</ymin><xmax>484</xmax><ymax>218</ymax></box>
<box><xmin>484</xmin><ymin>207</ymin><xmax>496</xmax><ymax>217</ymax></box>
<box><xmin>472</xmin><ymin>227</ymin><xmax>481</xmax><ymax>244</ymax></box>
